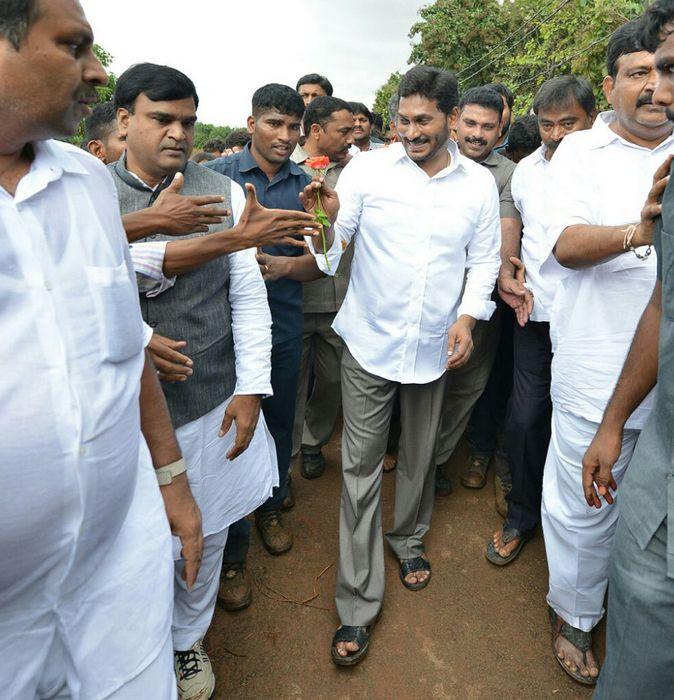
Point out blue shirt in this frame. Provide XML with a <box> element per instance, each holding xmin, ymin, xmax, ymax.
<box><xmin>207</xmin><ymin>144</ymin><xmax>311</xmax><ymax>346</ymax></box>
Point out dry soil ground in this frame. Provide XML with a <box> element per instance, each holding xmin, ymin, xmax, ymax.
<box><xmin>207</xmin><ymin>431</ymin><xmax>601</xmax><ymax>699</ymax></box>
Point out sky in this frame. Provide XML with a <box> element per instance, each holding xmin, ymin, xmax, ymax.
<box><xmin>80</xmin><ymin>0</ymin><xmax>428</xmax><ymax>127</ymax></box>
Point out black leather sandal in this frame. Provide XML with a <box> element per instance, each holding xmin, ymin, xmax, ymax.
<box><xmin>548</xmin><ymin>606</ymin><xmax>599</xmax><ymax>686</ymax></box>
<box><xmin>485</xmin><ymin>525</ymin><xmax>530</xmax><ymax>566</ymax></box>
<box><xmin>399</xmin><ymin>556</ymin><xmax>432</xmax><ymax>591</ymax></box>
<box><xmin>331</xmin><ymin>625</ymin><xmax>371</xmax><ymax>666</ymax></box>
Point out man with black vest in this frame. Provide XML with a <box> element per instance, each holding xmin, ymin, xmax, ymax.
<box><xmin>109</xmin><ymin>63</ymin><xmax>318</xmax><ymax>700</ymax></box>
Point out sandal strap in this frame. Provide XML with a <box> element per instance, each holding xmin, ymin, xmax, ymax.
<box><xmin>400</xmin><ymin>556</ymin><xmax>431</xmax><ymax>578</ymax></box>
<box><xmin>501</xmin><ymin>526</ymin><xmax>523</xmax><ymax>545</ymax></box>
<box><xmin>558</xmin><ymin>621</ymin><xmax>592</xmax><ymax>653</ymax></box>
<box><xmin>332</xmin><ymin>625</ymin><xmax>368</xmax><ymax>647</ymax></box>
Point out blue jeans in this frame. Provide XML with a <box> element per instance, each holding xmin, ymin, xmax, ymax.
<box><xmin>223</xmin><ymin>336</ymin><xmax>302</xmax><ymax>566</ymax></box>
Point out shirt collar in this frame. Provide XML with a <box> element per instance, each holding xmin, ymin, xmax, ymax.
<box><xmin>238</xmin><ymin>142</ymin><xmax>306</xmax><ymax>179</ymax></box>
<box><xmin>589</xmin><ymin>110</ymin><xmax>674</xmax><ymax>152</ymax></box>
<box><xmin>393</xmin><ymin>139</ymin><xmax>467</xmax><ymax>178</ymax></box>
<box><xmin>32</xmin><ymin>139</ymin><xmax>89</xmax><ymax>177</ymax></box>
<box><xmin>480</xmin><ymin>149</ymin><xmax>501</xmax><ymax>167</ymax></box>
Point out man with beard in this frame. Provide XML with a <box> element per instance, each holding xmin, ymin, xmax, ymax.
<box><xmin>322</xmin><ymin>66</ymin><xmax>500</xmax><ymax>666</ymax></box>
<box><xmin>0</xmin><ymin>1</ymin><xmax>203</xmax><ymax>696</ymax></box>
<box><xmin>587</xmin><ymin>4</ymin><xmax>674</xmax><ymax>695</ymax></box>
<box><xmin>540</xmin><ymin>20</ymin><xmax>674</xmax><ymax>685</ymax></box>
<box><xmin>435</xmin><ymin>86</ymin><xmax>523</xmax><ymax>503</ymax></box>
<box><xmin>207</xmin><ymin>84</ymin><xmax>338</xmax><ymax>612</ymax></box>
<box><xmin>290</xmin><ymin>96</ymin><xmax>355</xmax><ymax>479</ymax></box>
<box><xmin>486</xmin><ymin>76</ymin><xmax>596</xmax><ymax>566</ymax></box>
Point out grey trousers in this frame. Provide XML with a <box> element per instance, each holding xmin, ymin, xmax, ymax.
<box><xmin>335</xmin><ymin>347</ymin><xmax>447</xmax><ymax>626</ymax></box>
<box><xmin>594</xmin><ymin>518</ymin><xmax>674</xmax><ymax>699</ymax></box>
<box><xmin>292</xmin><ymin>311</ymin><xmax>343</xmax><ymax>455</ymax></box>
<box><xmin>435</xmin><ymin>310</ymin><xmax>502</xmax><ymax>465</ymax></box>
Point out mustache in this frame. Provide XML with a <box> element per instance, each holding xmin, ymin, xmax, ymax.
<box><xmin>76</xmin><ymin>88</ymin><xmax>99</xmax><ymax>103</ymax></box>
<box><xmin>404</xmin><ymin>137</ymin><xmax>429</xmax><ymax>145</ymax></box>
<box><xmin>637</xmin><ymin>93</ymin><xmax>655</xmax><ymax>108</ymax></box>
<box><xmin>465</xmin><ymin>136</ymin><xmax>488</xmax><ymax>147</ymax></box>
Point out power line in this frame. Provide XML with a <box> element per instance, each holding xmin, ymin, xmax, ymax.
<box><xmin>459</xmin><ymin>0</ymin><xmax>574</xmax><ymax>86</ymax></box>
<box><xmin>510</xmin><ymin>33</ymin><xmax>611</xmax><ymax>94</ymax></box>
<box><xmin>455</xmin><ymin>0</ymin><xmax>560</xmax><ymax>78</ymax></box>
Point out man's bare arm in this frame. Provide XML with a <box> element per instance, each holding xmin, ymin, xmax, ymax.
<box><xmin>256</xmin><ymin>251</ymin><xmax>326</xmax><ymax>282</ymax></box>
<box><xmin>582</xmin><ymin>282</ymin><xmax>661</xmax><ymax>508</ymax></box>
<box><xmin>140</xmin><ymin>350</ymin><xmax>203</xmax><ymax>588</ymax></box>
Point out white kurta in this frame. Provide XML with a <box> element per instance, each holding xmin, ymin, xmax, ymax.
<box><xmin>0</xmin><ymin>141</ymin><xmax>174</xmax><ymax>697</ymax></box>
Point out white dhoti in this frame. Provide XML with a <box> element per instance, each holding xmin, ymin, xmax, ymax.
<box><xmin>171</xmin><ymin>396</ymin><xmax>278</xmax><ymax>649</ymax></box>
<box><xmin>541</xmin><ymin>407</ymin><xmax>638</xmax><ymax>631</ymax></box>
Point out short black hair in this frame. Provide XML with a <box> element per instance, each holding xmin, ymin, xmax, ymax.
<box><xmin>225</xmin><ymin>128</ymin><xmax>251</xmax><ymax>150</ymax></box>
<box><xmin>398</xmin><ymin>66</ymin><xmax>459</xmax><ymax>115</ymax></box>
<box><xmin>0</xmin><ymin>0</ymin><xmax>40</xmax><ymax>49</ymax></box>
<box><xmin>607</xmin><ymin>19</ymin><xmax>648</xmax><ymax>79</ymax></box>
<box><xmin>252</xmin><ymin>83</ymin><xmax>305</xmax><ymax>118</ymax></box>
<box><xmin>506</xmin><ymin>115</ymin><xmax>542</xmax><ymax>158</ymax></box>
<box><xmin>640</xmin><ymin>0</ymin><xmax>674</xmax><ymax>52</ymax></box>
<box><xmin>83</xmin><ymin>102</ymin><xmax>117</xmax><ymax>144</ymax></box>
<box><xmin>484</xmin><ymin>82</ymin><xmax>514</xmax><ymax>110</ymax></box>
<box><xmin>348</xmin><ymin>102</ymin><xmax>372</xmax><ymax>122</ymax></box>
<box><xmin>114</xmin><ymin>63</ymin><xmax>199</xmax><ymax>112</ymax></box>
<box><xmin>532</xmin><ymin>75</ymin><xmax>596</xmax><ymax>117</ymax></box>
<box><xmin>296</xmin><ymin>73</ymin><xmax>333</xmax><ymax>96</ymax></box>
<box><xmin>304</xmin><ymin>96</ymin><xmax>353</xmax><ymax>134</ymax></box>
<box><xmin>202</xmin><ymin>138</ymin><xmax>226</xmax><ymax>154</ymax></box>
<box><xmin>459</xmin><ymin>86</ymin><xmax>504</xmax><ymax>121</ymax></box>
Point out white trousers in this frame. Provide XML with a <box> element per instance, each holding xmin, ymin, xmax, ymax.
<box><xmin>173</xmin><ymin>527</ymin><xmax>229</xmax><ymax>651</ymax></box>
<box><xmin>541</xmin><ymin>408</ymin><xmax>638</xmax><ymax>632</ymax></box>
<box><xmin>38</xmin><ymin>633</ymin><xmax>176</xmax><ymax>699</ymax></box>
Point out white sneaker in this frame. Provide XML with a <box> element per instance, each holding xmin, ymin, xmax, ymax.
<box><xmin>174</xmin><ymin>641</ymin><xmax>215</xmax><ymax>700</ymax></box>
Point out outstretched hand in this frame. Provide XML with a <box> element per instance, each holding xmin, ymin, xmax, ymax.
<box><xmin>236</xmin><ymin>183</ymin><xmax>320</xmax><ymax>248</ymax></box>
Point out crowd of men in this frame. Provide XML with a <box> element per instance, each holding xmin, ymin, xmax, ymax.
<box><xmin>2</xmin><ymin>0</ymin><xmax>674</xmax><ymax>698</ymax></box>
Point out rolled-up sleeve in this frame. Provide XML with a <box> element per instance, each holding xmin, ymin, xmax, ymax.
<box><xmin>457</xmin><ymin>179</ymin><xmax>501</xmax><ymax>320</ymax></box>
<box><xmin>228</xmin><ymin>181</ymin><xmax>273</xmax><ymax>396</ymax></box>
<box><xmin>129</xmin><ymin>241</ymin><xmax>177</xmax><ymax>297</ymax></box>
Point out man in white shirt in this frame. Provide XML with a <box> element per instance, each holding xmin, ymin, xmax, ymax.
<box><xmin>0</xmin><ymin>1</ymin><xmax>204</xmax><ymax>697</ymax></box>
<box><xmin>322</xmin><ymin>66</ymin><xmax>500</xmax><ymax>666</ymax></box>
<box><xmin>486</xmin><ymin>76</ymin><xmax>596</xmax><ymax>564</ymax></box>
<box><xmin>541</xmin><ymin>21</ymin><xmax>674</xmax><ymax>684</ymax></box>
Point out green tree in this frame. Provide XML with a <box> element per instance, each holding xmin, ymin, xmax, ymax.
<box><xmin>193</xmin><ymin>122</ymin><xmax>234</xmax><ymax>150</ymax></box>
<box><xmin>373</xmin><ymin>72</ymin><xmax>402</xmax><ymax>125</ymax></box>
<box><xmin>375</xmin><ymin>0</ymin><xmax>647</xmax><ymax>117</ymax></box>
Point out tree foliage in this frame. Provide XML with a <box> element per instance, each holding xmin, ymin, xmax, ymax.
<box><xmin>193</xmin><ymin>122</ymin><xmax>234</xmax><ymax>150</ymax></box>
<box><xmin>374</xmin><ymin>0</ymin><xmax>648</xmax><ymax>116</ymax></box>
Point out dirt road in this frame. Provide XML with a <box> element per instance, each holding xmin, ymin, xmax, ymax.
<box><xmin>207</xmin><ymin>433</ymin><xmax>598</xmax><ymax>699</ymax></box>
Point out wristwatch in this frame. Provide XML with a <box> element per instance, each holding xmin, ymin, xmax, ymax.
<box><xmin>156</xmin><ymin>458</ymin><xmax>188</xmax><ymax>486</ymax></box>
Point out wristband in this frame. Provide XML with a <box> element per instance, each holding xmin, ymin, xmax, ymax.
<box><xmin>156</xmin><ymin>458</ymin><xmax>187</xmax><ymax>486</ymax></box>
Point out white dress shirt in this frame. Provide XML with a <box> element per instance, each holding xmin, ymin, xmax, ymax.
<box><xmin>511</xmin><ymin>144</ymin><xmax>563</xmax><ymax>322</ymax></box>
<box><xmin>544</xmin><ymin>112</ymin><xmax>674</xmax><ymax>428</ymax></box>
<box><xmin>316</xmin><ymin>140</ymin><xmax>501</xmax><ymax>384</ymax></box>
<box><xmin>0</xmin><ymin>140</ymin><xmax>173</xmax><ymax>696</ymax></box>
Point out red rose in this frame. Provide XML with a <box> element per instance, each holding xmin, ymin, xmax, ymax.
<box><xmin>306</xmin><ymin>155</ymin><xmax>330</xmax><ymax>170</ymax></box>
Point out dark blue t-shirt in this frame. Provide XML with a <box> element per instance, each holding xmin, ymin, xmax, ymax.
<box><xmin>206</xmin><ymin>144</ymin><xmax>311</xmax><ymax>346</ymax></box>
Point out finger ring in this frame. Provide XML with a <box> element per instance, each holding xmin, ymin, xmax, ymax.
<box><xmin>265</xmin><ymin>264</ymin><xmax>270</xmax><ymax>272</ymax></box>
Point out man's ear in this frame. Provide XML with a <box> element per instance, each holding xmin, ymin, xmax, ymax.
<box><xmin>448</xmin><ymin>105</ymin><xmax>459</xmax><ymax>131</ymax></box>
<box><xmin>246</xmin><ymin>115</ymin><xmax>255</xmax><ymax>134</ymax></box>
<box><xmin>86</xmin><ymin>139</ymin><xmax>106</xmax><ymax>163</ymax></box>
<box><xmin>117</xmin><ymin>107</ymin><xmax>130</xmax><ymax>138</ymax></box>
<box><xmin>603</xmin><ymin>75</ymin><xmax>615</xmax><ymax>107</ymax></box>
<box><xmin>310</xmin><ymin>123</ymin><xmax>322</xmax><ymax>142</ymax></box>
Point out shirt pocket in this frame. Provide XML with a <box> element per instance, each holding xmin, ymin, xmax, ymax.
<box><xmin>86</xmin><ymin>262</ymin><xmax>145</xmax><ymax>363</ymax></box>
<box><xmin>662</xmin><ymin>230</ymin><xmax>674</xmax><ymax>321</ymax></box>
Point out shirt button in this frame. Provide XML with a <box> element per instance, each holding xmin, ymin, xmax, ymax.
<box><xmin>149</xmin><ymin>234</ymin><xmax>158</xmax><ymax>240</ymax></box>
<box><xmin>44</xmin><ymin>279</ymin><xmax>53</xmax><ymax>291</ymax></box>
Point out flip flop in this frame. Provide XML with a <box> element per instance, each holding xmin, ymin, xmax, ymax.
<box><xmin>331</xmin><ymin>625</ymin><xmax>371</xmax><ymax>667</ymax></box>
<box><xmin>548</xmin><ymin>606</ymin><xmax>599</xmax><ymax>686</ymax></box>
<box><xmin>399</xmin><ymin>556</ymin><xmax>432</xmax><ymax>591</ymax></box>
<box><xmin>485</xmin><ymin>525</ymin><xmax>529</xmax><ymax>566</ymax></box>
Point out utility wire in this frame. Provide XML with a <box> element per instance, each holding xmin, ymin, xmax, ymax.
<box><xmin>455</xmin><ymin>0</ymin><xmax>560</xmax><ymax>78</ymax></box>
<box><xmin>459</xmin><ymin>0</ymin><xmax>574</xmax><ymax>86</ymax></box>
<box><xmin>510</xmin><ymin>33</ymin><xmax>611</xmax><ymax>94</ymax></box>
